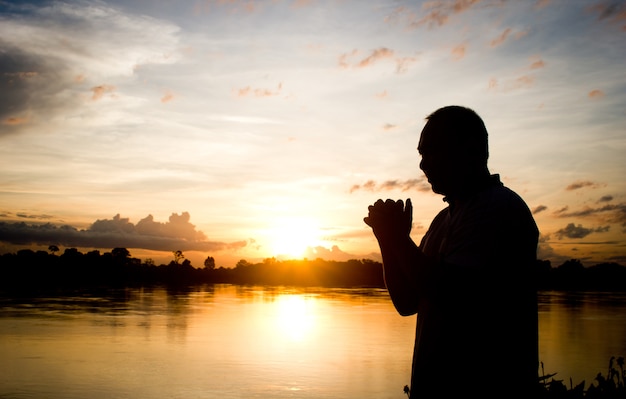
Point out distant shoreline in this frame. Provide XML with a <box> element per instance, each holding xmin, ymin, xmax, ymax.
<box><xmin>1</xmin><ymin>248</ymin><xmax>625</xmax><ymax>293</ymax></box>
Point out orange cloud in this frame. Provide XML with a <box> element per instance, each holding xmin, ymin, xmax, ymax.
<box><xmin>451</xmin><ymin>43</ymin><xmax>466</xmax><ymax>60</ymax></box>
<box><xmin>588</xmin><ymin>89</ymin><xmax>605</xmax><ymax>99</ymax></box>
<box><xmin>395</xmin><ymin>56</ymin><xmax>418</xmax><ymax>73</ymax></box>
<box><xmin>534</xmin><ymin>0</ymin><xmax>551</xmax><ymax>10</ymax></box>
<box><xmin>357</xmin><ymin>47</ymin><xmax>394</xmax><ymax>67</ymax></box>
<box><xmin>2</xmin><ymin>116</ymin><xmax>28</xmax><ymax>126</ymax></box>
<box><xmin>339</xmin><ymin>48</ymin><xmax>417</xmax><ymax>73</ymax></box>
<box><xmin>90</xmin><ymin>84</ymin><xmax>116</xmax><ymax>100</ymax></box>
<box><xmin>410</xmin><ymin>0</ymin><xmax>480</xmax><ymax>28</ymax></box>
<box><xmin>161</xmin><ymin>91</ymin><xmax>175</xmax><ymax>103</ymax></box>
<box><xmin>514</xmin><ymin>75</ymin><xmax>534</xmax><ymax>88</ymax></box>
<box><xmin>338</xmin><ymin>49</ymin><xmax>359</xmax><ymax>68</ymax></box>
<box><xmin>529</xmin><ymin>58</ymin><xmax>546</xmax><ymax>69</ymax></box>
<box><xmin>236</xmin><ymin>82</ymin><xmax>283</xmax><ymax>98</ymax></box>
<box><xmin>490</xmin><ymin>28</ymin><xmax>529</xmax><ymax>48</ymax></box>
<box><xmin>491</xmin><ymin>28</ymin><xmax>512</xmax><ymax>47</ymax></box>
<box><xmin>341</xmin><ymin>47</ymin><xmax>419</xmax><ymax>74</ymax></box>
<box><xmin>488</xmin><ymin>75</ymin><xmax>535</xmax><ymax>92</ymax></box>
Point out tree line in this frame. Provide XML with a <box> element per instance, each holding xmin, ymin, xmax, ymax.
<box><xmin>0</xmin><ymin>247</ymin><xmax>625</xmax><ymax>292</ymax></box>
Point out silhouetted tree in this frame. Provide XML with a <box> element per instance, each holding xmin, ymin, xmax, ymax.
<box><xmin>48</xmin><ymin>245</ymin><xmax>59</xmax><ymax>255</ymax></box>
<box><xmin>173</xmin><ymin>250</ymin><xmax>184</xmax><ymax>264</ymax></box>
<box><xmin>203</xmin><ymin>256</ymin><xmax>215</xmax><ymax>270</ymax></box>
<box><xmin>112</xmin><ymin>247</ymin><xmax>130</xmax><ymax>259</ymax></box>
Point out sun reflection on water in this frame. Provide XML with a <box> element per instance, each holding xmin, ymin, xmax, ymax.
<box><xmin>273</xmin><ymin>294</ymin><xmax>317</xmax><ymax>342</ymax></box>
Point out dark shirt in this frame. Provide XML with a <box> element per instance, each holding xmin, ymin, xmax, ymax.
<box><xmin>410</xmin><ymin>174</ymin><xmax>539</xmax><ymax>398</ymax></box>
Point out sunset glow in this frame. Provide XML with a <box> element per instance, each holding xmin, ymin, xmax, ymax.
<box><xmin>267</xmin><ymin>217</ymin><xmax>323</xmax><ymax>259</ymax></box>
<box><xmin>0</xmin><ymin>0</ymin><xmax>624</xmax><ymax>267</ymax></box>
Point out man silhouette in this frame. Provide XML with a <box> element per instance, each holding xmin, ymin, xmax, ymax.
<box><xmin>364</xmin><ymin>106</ymin><xmax>539</xmax><ymax>398</ymax></box>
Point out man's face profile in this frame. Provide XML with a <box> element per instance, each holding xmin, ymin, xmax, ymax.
<box><xmin>417</xmin><ymin>121</ymin><xmax>465</xmax><ymax>196</ymax></box>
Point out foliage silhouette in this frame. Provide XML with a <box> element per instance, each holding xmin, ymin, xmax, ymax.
<box><xmin>0</xmin><ymin>249</ymin><xmax>624</xmax><ymax>292</ymax></box>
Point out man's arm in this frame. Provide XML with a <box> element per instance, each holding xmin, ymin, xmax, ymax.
<box><xmin>364</xmin><ymin>199</ymin><xmax>437</xmax><ymax>316</ymax></box>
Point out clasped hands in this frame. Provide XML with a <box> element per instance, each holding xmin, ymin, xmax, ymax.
<box><xmin>364</xmin><ymin>198</ymin><xmax>413</xmax><ymax>241</ymax></box>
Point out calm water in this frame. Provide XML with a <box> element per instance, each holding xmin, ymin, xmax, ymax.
<box><xmin>0</xmin><ymin>286</ymin><xmax>625</xmax><ymax>399</ymax></box>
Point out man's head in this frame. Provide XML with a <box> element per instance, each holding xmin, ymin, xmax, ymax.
<box><xmin>417</xmin><ymin>105</ymin><xmax>490</xmax><ymax>196</ymax></box>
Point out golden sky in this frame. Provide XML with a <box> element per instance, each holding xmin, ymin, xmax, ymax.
<box><xmin>1</xmin><ymin>0</ymin><xmax>625</xmax><ymax>267</ymax></box>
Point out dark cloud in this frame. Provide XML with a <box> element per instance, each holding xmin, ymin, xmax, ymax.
<box><xmin>350</xmin><ymin>178</ymin><xmax>430</xmax><ymax>193</ymax></box>
<box><xmin>554</xmin><ymin>203</ymin><xmax>626</xmax><ymax>226</ymax></box>
<box><xmin>565</xmin><ymin>180</ymin><xmax>604</xmax><ymax>190</ymax></box>
<box><xmin>588</xmin><ymin>1</ymin><xmax>626</xmax><ymax>29</ymax></box>
<box><xmin>0</xmin><ymin>213</ymin><xmax>246</xmax><ymax>252</ymax></box>
<box><xmin>0</xmin><ymin>47</ymin><xmax>45</xmax><ymax>128</ymax></box>
<box><xmin>554</xmin><ymin>223</ymin><xmax>610</xmax><ymax>240</ymax></box>
<box><xmin>532</xmin><ymin>205</ymin><xmax>547</xmax><ymax>214</ymax></box>
<box><xmin>598</xmin><ymin>195</ymin><xmax>613</xmax><ymax>203</ymax></box>
<box><xmin>0</xmin><ymin>1</ymin><xmax>180</xmax><ymax>136</ymax></box>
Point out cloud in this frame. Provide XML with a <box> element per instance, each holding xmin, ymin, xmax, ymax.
<box><xmin>587</xmin><ymin>1</ymin><xmax>626</xmax><ymax>31</ymax></box>
<box><xmin>598</xmin><ymin>195</ymin><xmax>613</xmax><ymax>203</ymax></box>
<box><xmin>451</xmin><ymin>43</ymin><xmax>466</xmax><ymax>60</ymax></box>
<box><xmin>0</xmin><ymin>1</ymin><xmax>180</xmax><ymax>134</ymax></box>
<box><xmin>529</xmin><ymin>57</ymin><xmax>546</xmax><ymax>69</ymax></box>
<box><xmin>91</xmin><ymin>84</ymin><xmax>116</xmax><ymax>101</ymax></box>
<box><xmin>235</xmin><ymin>83</ymin><xmax>283</xmax><ymax>98</ymax></box>
<box><xmin>386</xmin><ymin>0</ymin><xmax>484</xmax><ymax>30</ymax></box>
<box><xmin>339</xmin><ymin>48</ymin><xmax>394</xmax><ymax>68</ymax></box>
<box><xmin>534</xmin><ymin>0</ymin><xmax>551</xmax><ymax>10</ymax></box>
<box><xmin>194</xmin><ymin>0</ymin><xmax>260</xmax><ymax>15</ymax></box>
<box><xmin>303</xmin><ymin>245</ymin><xmax>355</xmax><ymax>262</ymax></box>
<box><xmin>490</xmin><ymin>28</ymin><xmax>528</xmax><ymax>48</ymax></box>
<box><xmin>357</xmin><ymin>47</ymin><xmax>394</xmax><ymax>67</ymax></box>
<box><xmin>376</xmin><ymin>90</ymin><xmax>388</xmax><ymax>99</ymax></box>
<box><xmin>161</xmin><ymin>91</ymin><xmax>175</xmax><ymax>103</ymax></box>
<box><xmin>395</xmin><ymin>56</ymin><xmax>419</xmax><ymax>73</ymax></box>
<box><xmin>338</xmin><ymin>48</ymin><xmax>416</xmax><ymax>73</ymax></box>
<box><xmin>554</xmin><ymin>223</ymin><xmax>610</xmax><ymax>239</ymax></box>
<box><xmin>350</xmin><ymin>179</ymin><xmax>431</xmax><ymax>193</ymax></box>
<box><xmin>488</xmin><ymin>57</ymin><xmax>544</xmax><ymax>93</ymax></box>
<box><xmin>488</xmin><ymin>75</ymin><xmax>535</xmax><ymax>93</ymax></box>
<box><xmin>554</xmin><ymin>203</ymin><xmax>626</xmax><ymax>226</ymax></box>
<box><xmin>588</xmin><ymin>89</ymin><xmax>605</xmax><ymax>99</ymax></box>
<box><xmin>2</xmin><ymin>116</ymin><xmax>29</xmax><ymax>126</ymax></box>
<box><xmin>0</xmin><ymin>213</ymin><xmax>246</xmax><ymax>252</ymax></box>
<box><xmin>490</xmin><ymin>28</ymin><xmax>512</xmax><ymax>47</ymax></box>
<box><xmin>565</xmin><ymin>180</ymin><xmax>605</xmax><ymax>190</ymax></box>
<box><xmin>532</xmin><ymin>205</ymin><xmax>548</xmax><ymax>214</ymax></box>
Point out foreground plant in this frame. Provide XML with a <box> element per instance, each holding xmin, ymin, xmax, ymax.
<box><xmin>538</xmin><ymin>356</ymin><xmax>625</xmax><ymax>398</ymax></box>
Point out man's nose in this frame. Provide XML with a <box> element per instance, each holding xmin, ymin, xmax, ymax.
<box><xmin>419</xmin><ymin>158</ymin><xmax>427</xmax><ymax>172</ymax></box>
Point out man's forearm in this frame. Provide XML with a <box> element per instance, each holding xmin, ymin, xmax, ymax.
<box><xmin>377</xmin><ymin>235</ymin><xmax>433</xmax><ymax>316</ymax></box>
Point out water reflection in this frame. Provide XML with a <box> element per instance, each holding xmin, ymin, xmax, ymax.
<box><xmin>537</xmin><ymin>290</ymin><xmax>626</xmax><ymax>386</ymax></box>
<box><xmin>273</xmin><ymin>294</ymin><xmax>317</xmax><ymax>342</ymax></box>
<box><xmin>0</xmin><ymin>286</ymin><xmax>624</xmax><ymax>399</ymax></box>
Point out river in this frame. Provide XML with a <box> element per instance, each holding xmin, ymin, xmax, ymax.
<box><xmin>1</xmin><ymin>286</ymin><xmax>625</xmax><ymax>398</ymax></box>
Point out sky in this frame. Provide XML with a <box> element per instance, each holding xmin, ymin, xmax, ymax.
<box><xmin>0</xmin><ymin>0</ymin><xmax>625</xmax><ymax>268</ymax></box>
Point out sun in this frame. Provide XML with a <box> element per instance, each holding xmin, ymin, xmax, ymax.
<box><xmin>267</xmin><ymin>217</ymin><xmax>321</xmax><ymax>259</ymax></box>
